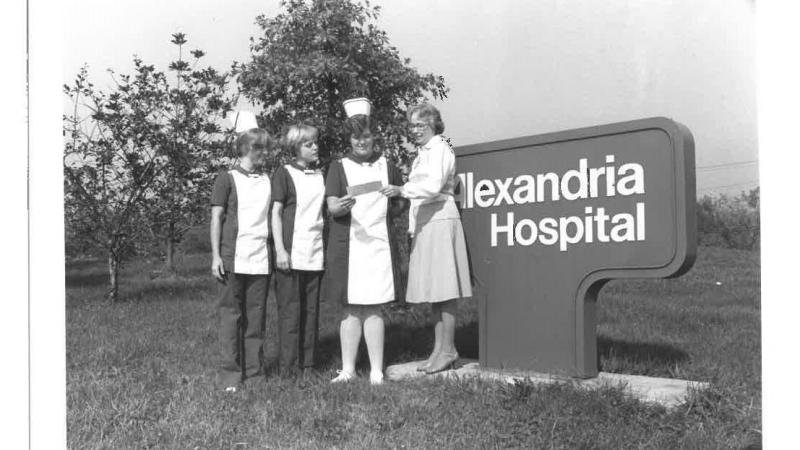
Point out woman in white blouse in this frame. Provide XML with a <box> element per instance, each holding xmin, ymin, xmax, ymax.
<box><xmin>381</xmin><ymin>103</ymin><xmax>472</xmax><ymax>374</ymax></box>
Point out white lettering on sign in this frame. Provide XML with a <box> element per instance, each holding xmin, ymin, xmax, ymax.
<box><xmin>488</xmin><ymin>203</ymin><xmax>645</xmax><ymax>251</ymax></box>
<box><xmin>458</xmin><ymin>155</ymin><xmax>647</xmax><ymax>251</ymax></box>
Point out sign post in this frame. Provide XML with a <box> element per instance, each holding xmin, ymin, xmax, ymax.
<box><xmin>455</xmin><ymin>117</ymin><xmax>696</xmax><ymax>378</ymax></box>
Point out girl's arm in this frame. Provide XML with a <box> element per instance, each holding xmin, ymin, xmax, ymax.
<box><xmin>325</xmin><ymin>160</ymin><xmax>354</xmax><ymax>217</ymax></box>
<box><xmin>210</xmin><ymin>206</ymin><xmax>225</xmax><ymax>280</ymax></box>
<box><xmin>327</xmin><ymin>195</ymin><xmax>356</xmax><ymax>218</ymax></box>
<box><xmin>271</xmin><ymin>201</ymin><xmax>291</xmax><ymax>271</ymax></box>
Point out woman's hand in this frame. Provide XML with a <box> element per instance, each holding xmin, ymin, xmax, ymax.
<box><xmin>380</xmin><ymin>185</ymin><xmax>403</xmax><ymax>197</ymax></box>
<box><xmin>211</xmin><ymin>255</ymin><xmax>225</xmax><ymax>281</ymax></box>
<box><xmin>276</xmin><ymin>249</ymin><xmax>291</xmax><ymax>271</ymax></box>
<box><xmin>338</xmin><ymin>194</ymin><xmax>356</xmax><ymax>210</ymax></box>
<box><xmin>328</xmin><ymin>194</ymin><xmax>356</xmax><ymax>217</ymax></box>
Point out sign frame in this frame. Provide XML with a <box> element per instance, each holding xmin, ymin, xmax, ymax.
<box><xmin>455</xmin><ymin>117</ymin><xmax>696</xmax><ymax>378</ymax></box>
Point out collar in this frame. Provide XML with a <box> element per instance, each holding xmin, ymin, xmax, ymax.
<box><xmin>346</xmin><ymin>152</ymin><xmax>382</xmax><ymax>166</ymax></box>
<box><xmin>232</xmin><ymin>163</ymin><xmax>257</xmax><ymax>176</ymax></box>
<box><xmin>420</xmin><ymin>134</ymin><xmax>444</xmax><ymax>151</ymax></box>
<box><xmin>289</xmin><ymin>159</ymin><xmax>320</xmax><ymax>174</ymax></box>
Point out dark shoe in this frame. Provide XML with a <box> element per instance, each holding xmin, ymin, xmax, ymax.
<box><xmin>425</xmin><ymin>352</ymin><xmax>459</xmax><ymax>374</ymax></box>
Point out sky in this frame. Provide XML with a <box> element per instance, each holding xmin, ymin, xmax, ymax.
<box><xmin>63</xmin><ymin>0</ymin><xmax>758</xmax><ymax>195</ymax></box>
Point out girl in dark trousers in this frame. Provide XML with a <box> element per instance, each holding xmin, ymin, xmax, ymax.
<box><xmin>271</xmin><ymin>124</ymin><xmax>326</xmax><ymax>374</ymax></box>
<box><xmin>210</xmin><ymin>123</ymin><xmax>273</xmax><ymax>392</ymax></box>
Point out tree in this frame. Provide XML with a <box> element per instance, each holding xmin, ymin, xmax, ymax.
<box><xmin>64</xmin><ymin>63</ymin><xmax>169</xmax><ymax>301</ymax></box>
<box><xmin>150</xmin><ymin>33</ymin><xmax>238</xmax><ymax>273</ymax></box>
<box><xmin>236</xmin><ymin>0</ymin><xmax>448</xmax><ymax>171</ymax></box>
<box><xmin>63</xmin><ymin>35</ymin><xmax>235</xmax><ymax>300</ymax></box>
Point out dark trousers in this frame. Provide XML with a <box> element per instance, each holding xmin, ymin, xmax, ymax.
<box><xmin>217</xmin><ymin>272</ymin><xmax>269</xmax><ymax>387</ymax></box>
<box><xmin>274</xmin><ymin>269</ymin><xmax>322</xmax><ymax>371</ymax></box>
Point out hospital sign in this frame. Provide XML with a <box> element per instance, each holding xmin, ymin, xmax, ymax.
<box><xmin>455</xmin><ymin>117</ymin><xmax>696</xmax><ymax>378</ymax></box>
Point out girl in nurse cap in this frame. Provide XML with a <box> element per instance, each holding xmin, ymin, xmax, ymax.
<box><xmin>321</xmin><ymin>98</ymin><xmax>407</xmax><ymax>385</ymax></box>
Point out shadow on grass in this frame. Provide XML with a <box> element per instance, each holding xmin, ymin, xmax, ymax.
<box><xmin>384</xmin><ymin>320</ymin><xmax>480</xmax><ymax>363</ymax></box>
<box><xmin>305</xmin><ymin>325</ymin><xmax>688</xmax><ymax>374</ymax></box>
<box><xmin>65</xmin><ymin>270</ymin><xmax>109</xmax><ymax>288</ymax></box>
<box><xmin>306</xmin><ymin>320</ymin><xmax>480</xmax><ymax>372</ymax></box>
<box><xmin>64</xmin><ymin>257</ymin><xmax>104</xmax><ymax>271</ymax></box>
<box><xmin>111</xmin><ymin>278</ymin><xmax>217</xmax><ymax>304</ymax></box>
<box><xmin>65</xmin><ymin>253</ymin><xmax>211</xmax><ymax>290</ymax></box>
<box><xmin>598</xmin><ymin>336</ymin><xmax>689</xmax><ymax>370</ymax></box>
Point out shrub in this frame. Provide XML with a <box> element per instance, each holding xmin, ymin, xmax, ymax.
<box><xmin>697</xmin><ymin>187</ymin><xmax>759</xmax><ymax>250</ymax></box>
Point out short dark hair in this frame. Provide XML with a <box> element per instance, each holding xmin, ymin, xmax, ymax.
<box><xmin>407</xmin><ymin>103</ymin><xmax>445</xmax><ymax>135</ymax></box>
<box><xmin>235</xmin><ymin>128</ymin><xmax>271</xmax><ymax>157</ymax></box>
<box><xmin>343</xmin><ymin>114</ymin><xmax>377</xmax><ymax>138</ymax></box>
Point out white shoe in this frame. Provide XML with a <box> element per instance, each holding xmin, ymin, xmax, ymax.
<box><xmin>330</xmin><ymin>370</ymin><xmax>356</xmax><ymax>383</ymax></box>
<box><xmin>370</xmin><ymin>371</ymin><xmax>384</xmax><ymax>385</ymax></box>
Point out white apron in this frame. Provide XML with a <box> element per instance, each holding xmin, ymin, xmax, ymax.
<box><xmin>341</xmin><ymin>156</ymin><xmax>394</xmax><ymax>305</ymax></box>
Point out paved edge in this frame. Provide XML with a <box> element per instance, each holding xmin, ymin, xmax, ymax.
<box><xmin>385</xmin><ymin>360</ymin><xmax>709</xmax><ymax>409</ymax></box>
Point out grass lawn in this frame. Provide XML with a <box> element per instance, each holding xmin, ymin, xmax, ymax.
<box><xmin>65</xmin><ymin>246</ymin><xmax>761</xmax><ymax>449</ymax></box>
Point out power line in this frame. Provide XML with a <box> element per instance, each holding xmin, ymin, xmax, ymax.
<box><xmin>696</xmin><ymin>160</ymin><xmax>759</xmax><ymax>171</ymax></box>
<box><xmin>699</xmin><ymin>180</ymin><xmax>760</xmax><ymax>192</ymax></box>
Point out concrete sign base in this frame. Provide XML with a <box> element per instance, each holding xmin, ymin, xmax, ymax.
<box><xmin>385</xmin><ymin>360</ymin><xmax>707</xmax><ymax>409</ymax></box>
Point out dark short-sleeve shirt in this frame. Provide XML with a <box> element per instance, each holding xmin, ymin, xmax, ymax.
<box><xmin>325</xmin><ymin>159</ymin><xmax>347</xmax><ymax>198</ymax></box>
<box><xmin>211</xmin><ymin>167</ymin><xmax>272</xmax><ymax>274</ymax></box>
<box><xmin>211</xmin><ymin>170</ymin><xmax>238</xmax><ymax>271</ymax></box>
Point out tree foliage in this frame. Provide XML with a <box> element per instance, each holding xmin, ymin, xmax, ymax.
<box><xmin>149</xmin><ymin>33</ymin><xmax>238</xmax><ymax>271</ymax></box>
<box><xmin>697</xmin><ymin>187</ymin><xmax>760</xmax><ymax>250</ymax></box>
<box><xmin>236</xmin><ymin>0</ymin><xmax>448</xmax><ymax>170</ymax></box>
<box><xmin>63</xmin><ymin>34</ymin><xmax>235</xmax><ymax>299</ymax></box>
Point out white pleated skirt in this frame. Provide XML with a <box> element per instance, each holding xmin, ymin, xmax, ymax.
<box><xmin>406</xmin><ymin>218</ymin><xmax>473</xmax><ymax>303</ymax></box>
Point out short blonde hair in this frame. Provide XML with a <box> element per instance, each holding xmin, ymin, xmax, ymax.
<box><xmin>283</xmin><ymin>123</ymin><xmax>319</xmax><ymax>155</ymax></box>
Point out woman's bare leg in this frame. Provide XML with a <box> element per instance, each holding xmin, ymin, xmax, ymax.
<box><xmin>425</xmin><ymin>300</ymin><xmax>460</xmax><ymax>374</ymax></box>
<box><xmin>426</xmin><ymin>303</ymin><xmax>444</xmax><ymax>365</ymax></box>
<box><xmin>363</xmin><ymin>312</ymin><xmax>385</xmax><ymax>377</ymax></box>
<box><xmin>439</xmin><ymin>299</ymin><xmax>459</xmax><ymax>354</ymax></box>
<box><xmin>339</xmin><ymin>312</ymin><xmax>362</xmax><ymax>375</ymax></box>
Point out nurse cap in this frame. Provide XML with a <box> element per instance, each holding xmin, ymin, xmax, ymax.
<box><xmin>342</xmin><ymin>97</ymin><xmax>372</xmax><ymax>118</ymax></box>
<box><xmin>230</xmin><ymin>110</ymin><xmax>259</xmax><ymax>133</ymax></box>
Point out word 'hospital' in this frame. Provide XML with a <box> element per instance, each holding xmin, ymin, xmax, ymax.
<box><xmin>456</xmin><ymin>155</ymin><xmax>647</xmax><ymax>251</ymax></box>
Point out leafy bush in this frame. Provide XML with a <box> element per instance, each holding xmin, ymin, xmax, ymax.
<box><xmin>697</xmin><ymin>187</ymin><xmax>759</xmax><ymax>250</ymax></box>
<box><xmin>178</xmin><ymin>225</ymin><xmax>212</xmax><ymax>255</ymax></box>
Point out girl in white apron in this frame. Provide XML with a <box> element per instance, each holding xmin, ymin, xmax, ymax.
<box><xmin>321</xmin><ymin>99</ymin><xmax>405</xmax><ymax>385</ymax></box>
<box><xmin>271</xmin><ymin>124</ymin><xmax>326</xmax><ymax>375</ymax></box>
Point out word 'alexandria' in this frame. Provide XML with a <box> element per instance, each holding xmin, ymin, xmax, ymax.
<box><xmin>456</xmin><ymin>155</ymin><xmax>644</xmax><ymax>209</ymax></box>
<box><xmin>491</xmin><ymin>203</ymin><xmax>645</xmax><ymax>251</ymax></box>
